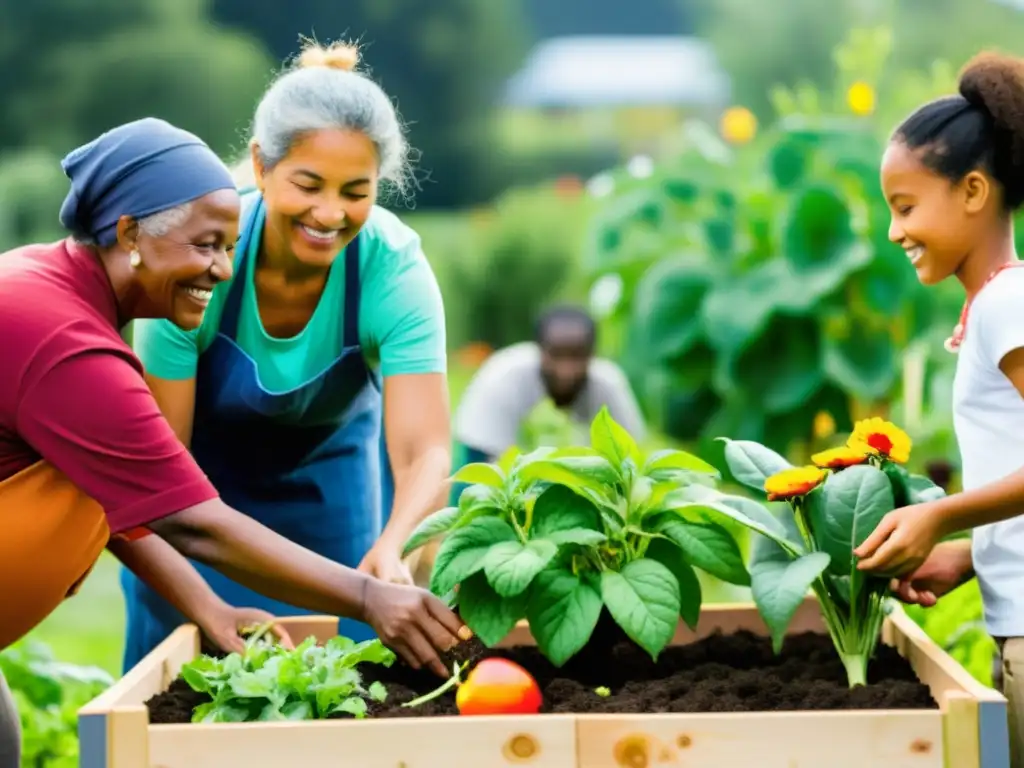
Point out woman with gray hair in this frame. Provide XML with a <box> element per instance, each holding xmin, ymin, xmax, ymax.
<box><xmin>123</xmin><ymin>38</ymin><xmax>458</xmax><ymax>670</ymax></box>
<box><xmin>0</xmin><ymin>116</ymin><xmax>468</xmax><ymax>768</ymax></box>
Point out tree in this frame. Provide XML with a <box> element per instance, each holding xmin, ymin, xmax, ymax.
<box><xmin>0</xmin><ymin>0</ymin><xmax>272</xmax><ymax>156</ymax></box>
<box><xmin>209</xmin><ymin>0</ymin><xmax>528</xmax><ymax>208</ymax></box>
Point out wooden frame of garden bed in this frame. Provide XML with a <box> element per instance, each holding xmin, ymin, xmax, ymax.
<box><xmin>78</xmin><ymin>597</ymin><xmax>1009</xmax><ymax>768</ymax></box>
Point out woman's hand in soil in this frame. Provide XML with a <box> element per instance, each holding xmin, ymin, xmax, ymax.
<box><xmin>887</xmin><ymin>540</ymin><xmax>975</xmax><ymax>607</ymax></box>
<box><xmin>361</xmin><ymin>579</ymin><xmax>472</xmax><ymax>677</ymax></box>
<box><xmin>853</xmin><ymin>501</ymin><xmax>947</xmax><ymax>577</ymax></box>
<box><xmin>197</xmin><ymin>604</ymin><xmax>294</xmax><ymax>654</ymax></box>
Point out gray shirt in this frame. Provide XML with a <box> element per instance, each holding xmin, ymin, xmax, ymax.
<box><xmin>453</xmin><ymin>342</ymin><xmax>647</xmax><ymax>457</ymax></box>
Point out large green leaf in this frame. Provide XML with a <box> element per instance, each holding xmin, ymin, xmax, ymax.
<box><xmin>822</xmin><ymin>322</ymin><xmax>897</xmax><ymax>401</ymax></box>
<box><xmin>718</xmin><ymin>315</ymin><xmax>823</xmax><ymax>414</ymax></box>
<box><xmin>645</xmin><ymin>539</ymin><xmax>702</xmax><ymax>630</ymax></box>
<box><xmin>749</xmin><ymin>512</ymin><xmax>831</xmax><ymax>653</ymax></box>
<box><xmin>753</xmin><ymin>549</ymin><xmax>832</xmax><ymax>654</ymax></box>
<box><xmin>664</xmin><ymin>488</ymin><xmax>800</xmax><ymax>555</ymax></box>
<box><xmin>783</xmin><ymin>184</ymin><xmax>854</xmax><ymax>269</ymax></box>
<box><xmin>807</xmin><ymin>464</ymin><xmax>894</xmax><ymax>577</ymax></box>
<box><xmin>429</xmin><ymin>517</ymin><xmax>518</xmax><ymax>595</ymax></box>
<box><xmin>642</xmin><ymin>448</ymin><xmax>719</xmax><ymax>478</ymax></box>
<box><xmin>457</xmin><ymin>571</ymin><xmax>527</xmax><ymax>647</ymax></box>
<box><xmin>590</xmin><ymin>406</ymin><xmax>640</xmax><ymax>466</ymax></box>
<box><xmin>527</xmin><ymin>567</ymin><xmax>603</xmax><ymax>667</ymax></box>
<box><xmin>450</xmin><ymin>463</ymin><xmax>505</xmax><ymax>488</ymax></box>
<box><xmin>518</xmin><ymin>455</ymin><xmax>620</xmax><ymax>492</ymax></box>
<box><xmin>402</xmin><ymin>506</ymin><xmax>461</xmax><ymax>557</ymax></box>
<box><xmin>771</xmin><ymin>244</ymin><xmax>872</xmax><ymax>313</ymax></box>
<box><xmin>701</xmin><ymin>262</ymin><xmax>782</xmax><ymax>357</ymax></box>
<box><xmin>530</xmin><ymin>484</ymin><xmax>605</xmax><ymax>544</ymax></box>
<box><xmin>650</xmin><ymin>513</ymin><xmax>750</xmax><ymax>586</ymax></box>
<box><xmin>457</xmin><ymin>483</ymin><xmax>503</xmax><ymax>516</ymax></box>
<box><xmin>600</xmin><ymin>560</ymin><xmax>681</xmax><ymax>661</ymax></box>
<box><xmin>908</xmin><ymin>474</ymin><xmax>945</xmax><ymax>504</ymax></box>
<box><xmin>482</xmin><ymin>539</ymin><xmax>559</xmax><ymax>597</ymax></box>
<box><xmin>720</xmin><ymin>438</ymin><xmax>793</xmax><ymax>495</ymax></box>
<box><xmin>629</xmin><ymin>257</ymin><xmax>714</xmax><ymax>362</ymax></box>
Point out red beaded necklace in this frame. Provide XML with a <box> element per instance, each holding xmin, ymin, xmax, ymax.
<box><xmin>944</xmin><ymin>261</ymin><xmax>1024</xmax><ymax>353</ymax></box>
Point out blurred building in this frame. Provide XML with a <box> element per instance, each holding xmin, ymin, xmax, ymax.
<box><xmin>499</xmin><ymin>36</ymin><xmax>730</xmax><ymax>158</ymax></box>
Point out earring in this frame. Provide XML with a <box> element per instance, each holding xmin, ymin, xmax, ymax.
<box><xmin>129</xmin><ymin>249</ymin><xmax>142</xmax><ymax>269</ymax></box>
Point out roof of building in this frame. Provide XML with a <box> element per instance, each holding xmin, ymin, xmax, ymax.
<box><xmin>503</xmin><ymin>35</ymin><xmax>731</xmax><ymax>108</ymax></box>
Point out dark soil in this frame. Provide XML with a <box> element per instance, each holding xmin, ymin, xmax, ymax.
<box><xmin>146</xmin><ymin>616</ymin><xmax>937</xmax><ymax>723</ymax></box>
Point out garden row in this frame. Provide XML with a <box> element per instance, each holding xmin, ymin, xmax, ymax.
<box><xmin>79</xmin><ymin>410</ymin><xmax>1009</xmax><ymax>767</ymax></box>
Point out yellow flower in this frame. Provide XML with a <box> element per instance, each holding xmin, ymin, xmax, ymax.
<box><xmin>764</xmin><ymin>466</ymin><xmax>826</xmax><ymax>501</ymax></box>
<box><xmin>847</xmin><ymin>418</ymin><xmax>912</xmax><ymax>464</ymax></box>
<box><xmin>813</xmin><ymin>410</ymin><xmax>836</xmax><ymax>440</ymax></box>
<box><xmin>720</xmin><ymin>106</ymin><xmax>757</xmax><ymax>145</ymax></box>
<box><xmin>811</xmin><ymin>446</ymin><xmax>871</xmax><ymax>469</ymax></box>
<box><xmin>847</xmin><ymin>81</ymin><xmax>875</xmax><ymax>116</ymax></box>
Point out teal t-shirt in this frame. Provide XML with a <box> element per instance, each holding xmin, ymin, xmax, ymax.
<box><xmin>132</xmin><ymin>195</ymin><xmax>447</xmax><ymax>392</ymax></box>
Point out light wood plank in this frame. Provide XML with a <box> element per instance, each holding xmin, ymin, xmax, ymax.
<box><xmin>944</xmin><ymin>692</ymin><xmax>981</xmax><ymax>768</ymax></box>
<box><xmin>886</xmin><ymin>606</ymin><xmax>1005</xmax><ymax>706</ymax></box>
<box><xmin>108</xmin><ymin>707</ymin><xmax>150</xmax><ymax>768</ymax></box>
<box><xmin>576</xmin><ymin>710</ymin><xmax>945</xmax><ymax>768</ymax></box>
<box><xmin>147</xmin><ymin>715</ymin><xmax>577</xmax><ymax>768</ymax></box>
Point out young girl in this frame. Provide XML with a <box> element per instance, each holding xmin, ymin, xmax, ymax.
<box><xmin>853</xmin><ymin>52</ymin><xmax>1024</xmax><ymax>765</ymax></box>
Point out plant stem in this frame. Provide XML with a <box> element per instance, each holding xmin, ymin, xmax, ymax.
<box><xmin>841</xmin><ymin>654</ymin><xmax>868</xmax><ymax>688</ymax></box>
<box><xmin>791</xmin><ymin>501</ymin><xmax>815</xmax><ymax>552</ymax></box>
<box><xmin>507</xmin><ymin>509</ymin><xmax>528</xmax><ymax>543</ymax></box>
<box><xmin>400</xmin><ymin>662</ymin><xmax>468</xmax><ymax>708</ymax></box>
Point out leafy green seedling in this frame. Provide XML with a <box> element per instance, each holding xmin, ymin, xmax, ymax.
<box><xmin>404</xmin><ymin>407</ymin><xmax>751</xmax><ymax>667</ymax></box>
<box><xmin>179</xmin><ymin>633</ymin><xmax>396</xmax><ymax>722</ymax></box>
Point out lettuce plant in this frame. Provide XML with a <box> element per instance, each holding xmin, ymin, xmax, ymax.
<box><xmin>403</xmin><ymin>408</ymin><xmax>751</xmax><ymax>666</ymax></box>
<box><xmin>670</xmin><ymin>418</ymin><xmax>944</xmax><ymax>687</ymax></box>
<box><xmin>180</xmin><ymin>625</ymin><xmax>396</xmax><ymax>722</ymax></box>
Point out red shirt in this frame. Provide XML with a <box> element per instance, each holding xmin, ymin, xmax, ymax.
<box><xmin>0</xmin><ymin>239</ymin><xmax>218</xmax><ymax>534</ymax></box>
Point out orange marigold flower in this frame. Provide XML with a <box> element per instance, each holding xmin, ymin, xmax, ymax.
<box><xmin>764</xmin><ymin>466</ymin><xmax>826</xmax><ymax>501</ymax></box>
<box><xmin>811</xmin><ymin>446</ymin><xmax>871</xmax><ymax>469</ymax></box>
<box><xmin>846</xmin><ymin>418</ymin><xmax>912</xmax><ymax>464</ymax></box>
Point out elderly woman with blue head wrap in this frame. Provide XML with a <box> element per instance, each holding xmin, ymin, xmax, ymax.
<box><xmin>0</xmin><ymin>117</ymin><xmax>468</xmax><ymax>768</ymax></box>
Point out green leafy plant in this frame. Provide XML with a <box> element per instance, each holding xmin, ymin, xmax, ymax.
<box><xmin>403</xmin><ymin>408</ymin><xmax>752</xmax><ymax>666</ymax></box>
<box><xmin>179</xmin><ymin>625</ymin><xmax>395</xmax><ymax>723</ymax></box>
<box><xmin>668</xmin><ymin>417</ymin><xmax>944</xmax><ymax>687</ymax></box>
<box><xmin>0</xmin><ymin>640</ymin><xmax>113</xmax><ymax>768</ymax></box>
<box><xmin>584</xmin><ymin>100</ymin><xmax>948</xmax><ymax>460</ymax></box>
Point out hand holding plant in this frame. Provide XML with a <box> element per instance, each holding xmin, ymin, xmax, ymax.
<box><xmin>692</xmin><ymin>418</ymin><xmax>946</xmax><ymax>687</ymax></box>
<box><xmin>853</xmin><ymin>499</ymin><xmax>950</xmax><ymax>576</ymax></box>
<box><xmin>195</xmin><ymin>604</ymin><xmax>294</xmax><ymax>656</ymax></box>
<box><xmin>888</xmin><ymin>539</ymin><xmax>975</xmax><ymax>608</ymax></box>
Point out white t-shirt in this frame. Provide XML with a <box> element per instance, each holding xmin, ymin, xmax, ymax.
<box><xmin>952</xmin><ymin>266</ymin><xmax>1024</xmax><ymax>637</ymax></box>
<box><xmin>453</xmin><ymin>342</ymin><xmax>647</xmax><ymax>457</ymax></box>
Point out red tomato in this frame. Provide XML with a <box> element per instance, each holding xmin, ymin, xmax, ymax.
<box><xmin>455</xmin><ymin>658</ymin><xmax>542</xmax><ymax>715</ymax></box>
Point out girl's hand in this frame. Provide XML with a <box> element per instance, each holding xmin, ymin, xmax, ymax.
<box><xmin>886</xmin><ymin>539</ymin><xmax>974</xmax><ymax>607</ymax></box>
<box><xmin>196</xmin><ymin>604</ymin><xmax>294</xmax><ymax>654</ymax></box>
<box><xmin>853</xmin><ymin>501</ymin><xmax>948</xmax><ymax>576</ymax></box>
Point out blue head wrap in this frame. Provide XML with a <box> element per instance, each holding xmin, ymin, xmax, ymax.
<box><xmin>59</xmin><ymin>117</ymin><xmax>237</xmax><ymax>247</ymax></box>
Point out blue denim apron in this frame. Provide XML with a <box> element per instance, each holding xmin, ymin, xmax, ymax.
<box><xmin>120</xmin><ymin>195</ymin><xmax>389</xmax><ymax>672</ymax></box>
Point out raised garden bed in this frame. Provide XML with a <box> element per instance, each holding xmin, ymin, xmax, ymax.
<box><xmin>77</xmin><ymin>598</ymin><xmax>1008</xmax><ymax>768</ymax></box>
